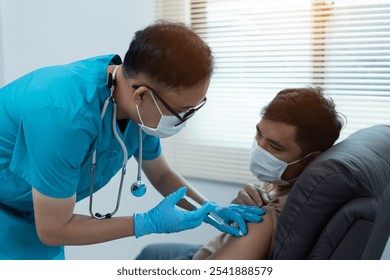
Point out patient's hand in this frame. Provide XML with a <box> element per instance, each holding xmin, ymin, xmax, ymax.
<box><xmin>232</xmin><ymin>184</ymin><xmax>264</xmax><ymax>207</ymax></box>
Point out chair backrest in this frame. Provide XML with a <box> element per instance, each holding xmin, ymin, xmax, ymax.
<box><xmin>273</xmin><ymin>125</ymin><xmax>390</xmax><ymax>259</ymax></box>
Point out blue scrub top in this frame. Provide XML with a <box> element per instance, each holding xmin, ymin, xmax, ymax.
<box><xmin>0</xmin><ymin>55</ymin><xmax>162</xmax><ymax>259</ymax></box>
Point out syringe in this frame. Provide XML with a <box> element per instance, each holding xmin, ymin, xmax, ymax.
<box><xmin>183</xmin><ymin>195</ymin><xmax>244</xmax><ymax>236</ymax></box>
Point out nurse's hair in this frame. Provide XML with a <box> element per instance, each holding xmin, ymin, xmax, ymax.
<box><xmin>261</xmin><ymin>86</ymin><xmax>346</xmax><ymax>156</ymax></box>
<box><xmin>123</xmin><ymin>20</ymin><xmax>214</xmax><ymax>88</ymax></box>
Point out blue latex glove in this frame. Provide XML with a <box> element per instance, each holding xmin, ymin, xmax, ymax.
<box><xmin>204</xmin><ymin>202</ymin><xmax>265</xmax><ymax>237</ymax></box>
<box><xmin>134</xmin><ymin>187</ymin><xmax>214</xmax><ymax>238</ymax></box>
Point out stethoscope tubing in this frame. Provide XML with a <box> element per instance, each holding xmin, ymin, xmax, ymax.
<box><xmin>137</xmin><ymin>126</ymin><xmax>142</xmax><ymax>181</ymax></box>
<box><xmin>89</xmin><ymin>66</ymin><xmax>131</xmax><ymax>219</ymax></box>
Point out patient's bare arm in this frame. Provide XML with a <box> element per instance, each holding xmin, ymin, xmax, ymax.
<box><xmin>192</xmin><ymin>183</ymin><xmax>273</xmax><ymax>260</ymax></box>
<box><xmin>192</xmin><ymin>211</ymin><xmax>274</xmax><ymax>260</ymax></box>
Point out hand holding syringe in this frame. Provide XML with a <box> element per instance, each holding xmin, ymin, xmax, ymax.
<box><xmin>183</xmin><ymin>195</ymin><xmax>244</xmax><ymax>236</ymax></box>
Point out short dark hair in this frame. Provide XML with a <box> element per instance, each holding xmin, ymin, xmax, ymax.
<box><xmin>261</xmin><ymin>86</ymin><xmax>345</xmax><ymax>156</ymax></box>
<box><xmin>123</xmin><ymin>20</ymin><xmax>214</xmax><ymax>88</ymax></box>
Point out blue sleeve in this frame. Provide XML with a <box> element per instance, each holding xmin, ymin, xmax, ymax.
<box><xmin>139</xmin><ymin>134</ymin><xmax>162</xmax><ymax>161</ymax></box>
<box><xmin>9</xmin><ymin>107</ymin><xmax>96</xmax><ymax>198</ymax></box>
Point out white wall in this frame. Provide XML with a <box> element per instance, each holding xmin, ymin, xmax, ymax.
<box><xmin>0</xmin><ymin>0</ymin><xmax>155</xmax><ymax>84</ymax></box>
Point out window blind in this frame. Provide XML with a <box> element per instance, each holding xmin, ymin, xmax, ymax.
<box><xmin>156</xmin><ymin>0</ymin><xmax>390</xmax><ymax>184</ymax></box>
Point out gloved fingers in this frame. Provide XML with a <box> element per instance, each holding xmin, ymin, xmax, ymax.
<box><xmin>166</xmin><ymin>187</ymin><xmax>187</xmax><ymax>205</ymax></box>
<box><xmin>227</xmin><ymin>211</ymin><xmax>248</xmax><ymax>235</ymax></box>
<box><xmin>232</xmin><ymin>204</ymin><xmax>266</xmax><ymax>215</ymax></box>
<box><xmin>237</xmin><ymin>211</ymin><xmax>264</xmax><ymax>223</ymax></box>
<box><xmin>203</xmin><ymin>214</ymin><xmax>241</xmax><ymax>237</ymax></box>
<box><xmin>168</xmin><ymin>202</ymin><xmax>215</xmax><ymax>232</ymax></box>
<box><xmin>230</xmin><ymin>205</ymin><xmax>265</xmax><ymax>223</ymax></box>
<box><xmin>186</xmin><ymin>201</ymin><xmax>215</xmax><ymax>221</ymax></box>
<box><xmin>234</xmin><ymin>207</ymin><xmax>264</xmax><ymax>223</ymax></box>
<box><xmin>214</xmin><ymin>223</ymin><xmax>243</xmax><ymax>237</ymax></box>
<box><xmin>201</xmin><ymin>201</ymin><xmax>216</xmax><ymax>214</ymax></box>
<box><xmin>203</xmin><ymin>210</ymin><xmax>247</xmax><ymax>237</ymax></box>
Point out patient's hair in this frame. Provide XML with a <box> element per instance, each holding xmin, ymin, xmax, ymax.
<box><xmin>261</xmin><ymin>86</ymin><xmax>345</xmax><ymax>156</ymax></box>
<box><xmin>122</xmin><ymin>20</ymin><xmax>214</xmax><ymax>88</ymax></box>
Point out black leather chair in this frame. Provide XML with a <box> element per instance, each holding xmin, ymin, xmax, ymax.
<box><xmin>273</xmin><ymin>125</ymin><xmax>390</xmax><ymax>259</ymax></box>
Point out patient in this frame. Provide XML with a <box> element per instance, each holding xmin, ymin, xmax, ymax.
<box><xmin>136</xmin><ymin>86</ymin><xmax>345</xmax><ymax>260</ymax></box>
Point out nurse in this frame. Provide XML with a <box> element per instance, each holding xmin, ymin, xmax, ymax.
<box><xmin>0</xmin><ymin>21</ymin><xmax>264</xmax><ymax>259</ymax></box>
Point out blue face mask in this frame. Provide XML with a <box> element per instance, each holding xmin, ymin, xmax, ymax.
<box><xmin>249</xmin><ymin>139</ymin><xmax>312</xmax><ymax>185</ymax></box>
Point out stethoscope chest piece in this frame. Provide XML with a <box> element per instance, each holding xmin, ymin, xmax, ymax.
<box><xmin>131</xmin><ymin>180</ymin><xmax>147</xmax><ymax>197</ymax></box>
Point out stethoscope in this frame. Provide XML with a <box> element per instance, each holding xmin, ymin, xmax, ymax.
<box><xmin>89</xmin><ymin>65</ymin><xmax>146</xmax><ymax>219</ymax></box>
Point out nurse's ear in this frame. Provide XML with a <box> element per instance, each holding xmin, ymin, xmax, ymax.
<box><xmin>132</xmin><ymin>86</ymin><xmax>149</xmax><ymax>104</ymax></box>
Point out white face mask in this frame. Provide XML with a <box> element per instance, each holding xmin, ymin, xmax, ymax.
<box><xmin>136</xmin><ymin>91</ymin><xmax>186</xmax><ymax>138</ymax></box>
<box><xmin>249</xmin><ymin>139</ymin><xmax>311</xmax><ymax>185</ymax></box>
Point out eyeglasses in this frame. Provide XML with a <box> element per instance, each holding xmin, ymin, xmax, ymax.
<box><xmin>132</xmin><ymin>84</ymin><xmax>207</xmax><ymax>126</ymax></box>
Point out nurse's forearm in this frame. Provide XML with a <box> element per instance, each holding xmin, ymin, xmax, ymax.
<box><xmin>36</xmin><ymin>212</ymin><xmax>137</xmax><ymax>246</ymax></box>
<box><xmin>32</xmin><ymin>187</ymin><xmax>136</xmax><ymax>246</ymax></box>
<box><xmin>43</xmin><ymin>214</ymin><xmax>136</xmax><ymax>246</ymax></box>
